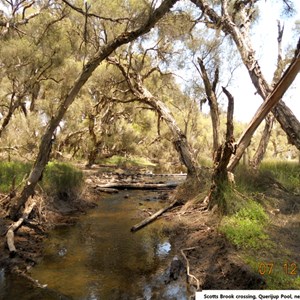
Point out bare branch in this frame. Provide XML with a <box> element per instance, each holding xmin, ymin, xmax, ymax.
<box><xmin>61</xmin><ymin>0</ymin><xmax>131</xmax><ymax>23</ymax></box>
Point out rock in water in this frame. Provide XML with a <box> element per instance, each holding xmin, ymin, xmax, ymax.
<box><xmin>169</xmin><ymin>255</ymin><xmax>185</xmax><ymax>281</ymax></box>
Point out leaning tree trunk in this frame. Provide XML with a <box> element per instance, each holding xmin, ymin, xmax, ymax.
<box><xmin>108</xmin><ymin>58</ymin><xmax>197</xmax><ymax>177</ymax></box>
<box><xmin>141</xmin><ymin>88</ymin><xmax>197</xmax><ymax>177</ymax></box>
<box><xmin>250</xmin><ymin>22</ymin><xmax>285</xmax><ymax>169</ymax></box>
<box><xmin>9</xmin><ymin>0</ymin><xmax>179</xmax><ymax>220</ymax></box>
<box><xmin>190</xmin><ymin>0</ymin><xmax>300</xmax><ymax>150</ymax></box>
<box><xmin>227</xmin><ymin>45</ymin><xmax>300</xmax><ymax>172</ymax></box>
<box><xmin>250</xmin><ymin>114</ymin><xmax>274</xmax><ymax>170</ymax></box>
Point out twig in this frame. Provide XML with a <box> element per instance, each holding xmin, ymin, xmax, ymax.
<box><xmin>181</xmin><ymin>247</ymin><xmax>200</xmax><ymax>290</ymax></box>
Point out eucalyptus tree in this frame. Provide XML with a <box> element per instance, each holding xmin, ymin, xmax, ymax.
<box><xmin>105</xmin><ymin>53</ymin><xmax>197</xmax><ymax>177</ymax></box>
<box><xmin>190</xmin><ymin>0</ymin><xmax>300</xmax><ymax>152</ymax></box>
<box><xmin>0</xmin><ymin>1</ymin><xmax>69</xmax><ymax>138</ymax></box>
<box><xmin>9</xmin><ymin>0</ymin><xmax>180</xmax><ymax>219</ymax></box>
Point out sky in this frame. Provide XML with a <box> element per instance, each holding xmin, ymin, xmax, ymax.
<box><xmin>229</xmin><ymin>0</ymin><xmax>300</xmax><ymax>122</ymax></box>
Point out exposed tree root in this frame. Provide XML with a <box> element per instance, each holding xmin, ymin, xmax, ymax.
<box><xmin>180</xmin><ymin>247</ymin><xmax>200</xmax><ymax>291</ymax></box>
<box><xmin>131</xmin><ymin>200</ymin><xmax>180</xmax><ymax>232</ymax></box>
<box><xmin>6</xmin><ymin>200</ymin><xmax>36</xmax><ymax>256</ymax></box>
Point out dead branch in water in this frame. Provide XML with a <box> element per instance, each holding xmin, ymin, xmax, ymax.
<box><xmin>131</xmin><ymin>200</ymin><xmax>180</xmax><ymax>232</ymax></box>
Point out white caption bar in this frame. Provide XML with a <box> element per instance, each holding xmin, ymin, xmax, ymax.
<box><xmin>196</xmin><ymin>290</ymin><xmax>300</xmax><ymax>300</ymax></box>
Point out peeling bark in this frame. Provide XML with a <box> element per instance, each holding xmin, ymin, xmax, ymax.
<box><xmin>251</xmin><ymin>21</ymin><xmax>285</xmax><ymax>169</ymax></box>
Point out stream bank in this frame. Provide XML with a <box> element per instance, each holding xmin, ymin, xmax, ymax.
<box><xmin>0</xmin><ymin>167</ymin><xmax>189</xmax><ymax>299</ymax></box>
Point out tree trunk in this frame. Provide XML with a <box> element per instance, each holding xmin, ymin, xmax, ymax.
<box><xmin>250</xmin><ymin>115</ymin><xmax>274</xmax><ymax>169</ymax></box>
<box><xmin>108</xmin><ymin>58</ymin><xmax>197</xmax><ymax>177</ymax></box>
<box><xmin>208</xmin><ymin>87</ymin><xmax>235</xmax><ymax>212</ymax></box>
<box><xmin>190</xmin><ymin>0</ymin><xmax>300</xmax><ymax>150</ymax></box>
<box><xmin>250</xmin><ymin>22</ymin><xmax>285</xmax><ymax>169</ymax></box>
<box><xmin>227</xmin><ymin>47</ymin><xmax>300</xmax><ymax>172</ymax></box>
<box><xmin>9</xmin><ymin>0</ymin><xmax>179</xmax><ymax>220</ymax></box>
<box><xmin>141</xmin><ymin>90</ymin><xmax>197</xmax><ymax>177</ymax></box>
<box><xmin>196</xmin><ymin>58</ymin><xmax>220</xmax><ymax>154</ymax></box>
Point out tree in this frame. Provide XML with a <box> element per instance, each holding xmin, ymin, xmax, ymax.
<box><xmin>190</xmin><ymin>0</ymin><xmax>300</xmax><ymax>151</ymax></box>
<box><xmin>9</xmin><ymin>0</ymin><xmax>180</xmax><ymax>219</ymax></box>
<box><xmin>106</xmin><ymin>55</ymin><xmax>197</xmax><ymax>177</ymax></box>
<box><xmin>228</xmin><ymin>39</ymin><xmax>300</xmax><ymax>172</ymax></box>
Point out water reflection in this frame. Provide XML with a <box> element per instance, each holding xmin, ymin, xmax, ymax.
<box><xmin>156</xmin><ymin>241</ymin><xmax>172</xmax><ymax>257</ymax></box>
<box><xmin>29</xmin><ymin>190</ymin><xmax>180</xmax><ymax>299</ymax></box>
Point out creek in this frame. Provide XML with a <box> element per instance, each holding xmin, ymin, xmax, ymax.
<box><xmin>1</xmin><ymin>176</ymin><xmax>188</xmax><ymax>300</ymax></box>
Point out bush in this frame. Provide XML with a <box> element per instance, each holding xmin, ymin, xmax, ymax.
<box><xmin>42</xmin><ymin>162</ymin><xmax>83</xmax><ymax>197</ymax></box>
<box><xmin>0</xmin><ymin>161</ymin><xmax>31</xmax><ymax>193</ymax></box>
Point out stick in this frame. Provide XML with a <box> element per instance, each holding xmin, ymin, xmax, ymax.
<box><xmin>6</xmin><ymin>200</ymin><xmax>36</xmax><ymax>256</ymax></box>
<box><xmin>181</xmin><ymin>247</ymin><xmax>200</xmax><ymax>290</ymax></box>
<box><xmin>131</xmin><ymin>200</ymin><xmax>179</xmax><ymax>232</ymax></box>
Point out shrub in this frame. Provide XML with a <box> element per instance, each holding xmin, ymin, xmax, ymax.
<box><xmin>42</xmin><ymin>162</ymin><xmax>83</xmax><ymax>197</ymax></box>
<box><xmin>0</xmin><ymin>161</ymin><xmax>31</xmax><ymax>193</ymax></box>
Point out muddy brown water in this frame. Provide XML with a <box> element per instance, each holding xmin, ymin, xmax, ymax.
<box><xmin>1</xmin><ymin>176</ymin><xmax>187</xmax><ymax>300</ymax></box>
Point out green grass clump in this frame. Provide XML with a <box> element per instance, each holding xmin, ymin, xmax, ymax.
<box><xmin>0</xmin><ymin>161</ymin><xmax>31</xmax><ymax>193</ymax></box>
<box><xmin>42</xmin><ymin>162</ymin><xmax>83</xmax><ymax>197</ymax></box>
<box><xmin>221</xmin><ymin>200</ymin><xmax>270</xmax><ymax>249</ymax></box>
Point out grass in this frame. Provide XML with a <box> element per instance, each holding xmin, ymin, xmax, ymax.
<box><xmin>42</xmin><ymin>161</ymin><xmax>83</xmax><ymax>196</ymax></box>
<box><xmin>259</xmin><ymin>160</ymin><xmax>300</xmax><ymax>192</ymax></box>
<box><xmin>234</xmin><ymin>160</ymin><xmax>300</xmax><ymax>193</ymax></box>
<box><xmin>222</xmin><ymin>160</ymin><xmax>300</xmax><ymax>289</ymax></box>
<box><xmin>0</xmin><ymin>160</ymin><xmax>83</xmax><ymax>197</ymax></box>
<box><xmin>245</xmin><ymin>256</ymin><xmax>300</xmax><ymax>289</ymax></box>
<box><xmin>97</xmin><ymin>155</ymin><xmax>156</xmax><ymax>168</ymax></box>
<box><xmin>220</xmin><ymin>199</ymin><xmax>270</xmax><ymax>249</ymax></box>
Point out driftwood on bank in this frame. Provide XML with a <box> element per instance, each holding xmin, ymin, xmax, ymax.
<box><xmin>96</xmin><ymin>182</ymin><xmax>178</xmax><ymax>190</ymax></box>
<box><xmin>131</xmin><ymin>200</ymin><xmax>179</xmax><ymax>232</ymax></box>
<box><xmin>6</xmin><ymin>200</ymin><xmax>36</xmax><ymax>256</ymax></box>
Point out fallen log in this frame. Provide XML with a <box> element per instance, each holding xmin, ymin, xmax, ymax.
<box><xmin>97</xmin><ymin>182</ymin><xmax>178</xmax><ymax>190</ymax></box>
<box><xmin>94</xmin><ymin>187</ymin><xmax>119</xmax><ymax>193</ymax></box>
<box><xmin>131</xmin><ymin>200</ymin><xmax>179</xmax><ymax>232</ymax></box>
<box><xmin>6</xmin><ymin>200</ymin><xmax>36</xmax><ymax>256</ymax></box>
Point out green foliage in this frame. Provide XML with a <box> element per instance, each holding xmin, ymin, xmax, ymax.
<box><xmin>98</xmin><ymin>155</ymin><xmax>156</xmax><ymax>168</ymax></box>
<box><xmin>221</xmin><ymin>200</ymin><xmax>270</xmax><ymax>249</ymax></box>
<box><xmin>0</xmin><ymin>161</ymin><xmax>31</xmax><ymax>193</ymax></box>
<box><xmin>42</xmin><ymin>162</ymin><xmax>83</xmax><ymax>197</ymax></box>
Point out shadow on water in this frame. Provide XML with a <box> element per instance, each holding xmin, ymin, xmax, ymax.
<box><xmin>2</xmin><ymin>183</ymin><xmax>187</xmax><ymax>300</ymax></box>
